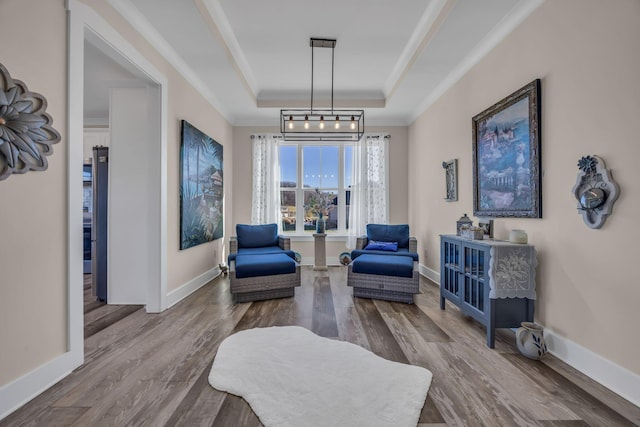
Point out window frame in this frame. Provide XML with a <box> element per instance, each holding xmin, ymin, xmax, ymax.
<box><xmin>279</xmin><ymin>141</ymin><xmax>353</xmax><ymax>235</ymax></box>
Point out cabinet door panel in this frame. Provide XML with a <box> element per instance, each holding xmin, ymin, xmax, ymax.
<box><xmin>442</xmin><ymin>240</ymin><xmax>461</xmax><ymax>299</ymax></box>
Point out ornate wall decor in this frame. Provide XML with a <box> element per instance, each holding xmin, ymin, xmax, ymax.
<box><xmin>571</xmin><ymin>155</ymin><xmax>619</xmax><ymax>229</ymax></box>
<box><xmin>442</xmin><ymin>159</ymin><xmax>458</xmax><ymax>201</ymax></box>
<box><xmin>0</xmin><ymin>63</ymin><xmax>61</xmax><ymax>180</ymax></box>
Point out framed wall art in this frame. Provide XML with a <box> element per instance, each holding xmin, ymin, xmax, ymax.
<box><xmin>478</xmin><ymin>218</ymin><xmax>494</xmax><ymax>239</ymax></box>
<box><xmin>180</xmin><ymin>120</ymin><xmax>224</xmax><ymax>250</ymax></box>
<box><xmin>472</xmin><ymin>79</ymin><xmax>541</xmax><ymax>218</ymax></box>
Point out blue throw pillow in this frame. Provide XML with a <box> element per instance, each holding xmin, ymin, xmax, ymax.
<box><xmin>364</xmin><ymin>240</ymin><xmax>398</xmax><ymax>252</ymax></box>
<box><xmin>236</xmin><ymin>223</ymin><xmax>279</xmax><ymax>248</ymax></box>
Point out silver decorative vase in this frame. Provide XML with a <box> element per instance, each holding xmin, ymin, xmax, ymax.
<box><xmin>516</xmin><ymin>322</ymin><xmax>548</xmax><ymax>360</ymax></box>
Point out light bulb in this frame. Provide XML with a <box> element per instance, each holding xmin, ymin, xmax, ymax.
<box><xmin>319</xmin><ymin>116</ymin><xmax>325</xmax><ymax>129</ymax></box>
<box><xmin>304</xmin><ymin>115</ymin><xmax>309</xmax><ymax>130</ymax></box>
<box><xmin>350</xmin><ymin>116</ymin><xmax>356</xmax><ymax>130</ymax></box>
<box><xmin>288</xmin><ymin>115</ymin><xmax>294</xmax><ymax>129</ymax></box>
<box><xmin>335</xmin><ymin>116</ymin><xmax>340</xmax><ymax>129</ymax></box>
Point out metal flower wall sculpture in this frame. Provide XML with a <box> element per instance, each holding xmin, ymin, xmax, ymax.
<box><xmin>0</xmin><ymin>63</ymin><xmax>61</xmax><ymax>181</ymax></box>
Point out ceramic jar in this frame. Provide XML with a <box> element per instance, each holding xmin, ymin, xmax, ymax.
<box><xmin>456</xmin><ymin>213</ymin><xmax>473</xmax><ymax>236</ymax></box>
<box><xmin>509</xmin><ymin>229</ymin><xmax>528</xmax><ymax>244</ymax></box>
<box><xmin>516</xmin><ymin>322</ymin><xmax>548</xmax><ymax>360</ymax></box>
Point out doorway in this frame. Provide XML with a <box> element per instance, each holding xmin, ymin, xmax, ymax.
<box><xmin>82</xmin><ymin>34</ymin><xmax>161</xmax><ymax>333</ymax></box>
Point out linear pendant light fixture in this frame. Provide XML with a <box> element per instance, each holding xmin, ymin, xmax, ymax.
<box><xmin>280</xmin><ymin>38</ymin><xmax>364</xmax><ymax>141</ymax></box>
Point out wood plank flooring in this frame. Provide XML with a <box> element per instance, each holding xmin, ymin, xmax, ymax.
<box><xmin>83</xmin><ymin>274</ymin><xmax>144</xmax><ymax>339</ymax></box>
<box><xmin>2</xmin><ymin>267</ymin><xmax>639</xmax><ymax>426</ymax></box>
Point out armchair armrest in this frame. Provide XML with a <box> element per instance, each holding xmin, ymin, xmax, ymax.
<box><xmin>356</xmin><ymin>235</ymin><xmax>368</xmax><ymax>250</ymax></box>
<box><xmin>229</xmin><ymin>236</ymin><xmax>238</xmax><ymax>254</ymax></box>
<box><xmin>278</xmin><ymin>235</ymin><xmax>291</xmax><ymax>251</ymax></box>
<box><xmin>409</xmin><ymin>237</ymin><xmax>417</xmax><ymax>253</ymax></box>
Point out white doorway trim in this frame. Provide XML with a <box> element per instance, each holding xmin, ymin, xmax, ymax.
<box><xmin>0</xmin><ymin>0</ymin><xmax>169</xmax><ymax>418</ymax></box>
<box><xmin>68</xmin><ymin>0</ymin><xmax>168</xmax><ymax>314</ymax></box>
<box><xmin>67</xmin><ymin>0</ymin><xmax>168</xmax><ymax>374</ymax></box>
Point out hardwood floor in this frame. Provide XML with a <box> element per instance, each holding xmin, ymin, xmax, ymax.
<box><xmin>83</xmin><ymin>274</ymin><xmax>144</xmax><ymax>339</ymax></box>
<box><xmin>3</xmin><ymin>267</ymin><xmax>639</xmax><ymax>426</ymax></box>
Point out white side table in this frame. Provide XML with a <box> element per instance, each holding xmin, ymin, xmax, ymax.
<box><xmin>313</xmin><ymin>233</ymin><xmax>328</xmax><ymax>271</ymax></box>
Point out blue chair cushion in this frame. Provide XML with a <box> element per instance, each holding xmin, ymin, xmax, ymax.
<box><xmin>234</xmin><ymin>253</ymin><xmax>296</xmax><ymax>279</ymax></box>
<box><xmin>367</xmin><ymin>224</ymin><xmax>410</xmax><ymax>249</ymax></box>
<box><xmin>351</xmin><ymin>247</ymin><xmax>418</xmax><ymax>262</ymax></box>
<box><xmin>364</xmin><ymin>240</ymin><xmax>398</xmax><ymax>251</ymax></box>
<box><xmin>351</xmin><ymin>254</ymin><xmax>414</xmax><ymax>278</ymax></box>
<box><xmin>236</xmin><ymin>223</ymin><xmax>278</xmax><ymax>248</ymax></box>
<box><xmin>228</xmin><ymin>247</ymin><xmax>296</xmax><ymax>263</ymax></box>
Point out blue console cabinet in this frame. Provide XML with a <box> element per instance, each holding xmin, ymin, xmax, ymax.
<box><xmin>439</xmin><ymin>235</ymin><xmax>537</xmax><ymax>348</ymax></box>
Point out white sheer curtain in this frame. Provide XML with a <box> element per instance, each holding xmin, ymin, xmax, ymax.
<box><xmin>251</xmin><ymin>134</ymin><xmax>281</xmax><ymax>227</ymax></box>
<box><xmin>346</xmin><ymin>134</ymin><xmax>389</xmax><ymax>249</ymax></box>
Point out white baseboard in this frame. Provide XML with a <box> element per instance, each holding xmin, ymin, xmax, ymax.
<box><xmin>419</xmin><ymin>263</ymin><xmax>440</xmax><ymax>284</ymax></box>
<box><xmin>166</xmin><ymin>266</ymin><xmax>220</xmax><ymax>309</ymax></box>
<box><xmin>4</xmin><ymin>265</ymin><xmax>636</xmax><ymax>422</ymax></box>
<box><xmin>417</xmin><ymin>264</ymin><xmax>639</xmax><ymax>407</ymax></box>
<box><xmin>0</xmin><ymin>267</ymin><xmax>220</xmax><ymax>421</ymax></box>
<box><xmin>0</xmin><ymin>352</ymin><xmax>78</xmax><ymax>421</ymax></box>
<box><xmin>544</xmin><ymin>329</ymin><xmax>640</xmax><ymax>408</ymax></box>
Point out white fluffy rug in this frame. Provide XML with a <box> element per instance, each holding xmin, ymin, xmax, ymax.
<box><xmin>208</xmin><ymin>326</ymin><xmax>432</xmax><ymax>427</ymax></box>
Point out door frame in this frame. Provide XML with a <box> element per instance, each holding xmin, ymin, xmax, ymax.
<box><xmin>67</xmin><ymin>0</ymin><xmax>168</xmax><ymax>361</ymax></box>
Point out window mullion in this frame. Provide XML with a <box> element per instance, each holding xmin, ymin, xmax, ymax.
<box><xmin>338</xmin><ymin>145</ymin><xmax>345</xmax><ymax>232</ymax></box>
<box><xmin>296</xmin><ymin>144</ymin><xmax>303</xmax><ymax>233</ymax></box>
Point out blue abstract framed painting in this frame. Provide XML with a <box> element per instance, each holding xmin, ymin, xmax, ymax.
<box><xmin>180</xmin><ymin>120</ymin><xmax>224</xmax><ymax>249</ymax></box>
<box><xmin>472</xmin><ymin>79</ymin><xmax>541</xmax><ymax>218</ymax></box>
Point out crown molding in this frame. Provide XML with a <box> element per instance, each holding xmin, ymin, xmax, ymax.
<box><xmin>198</xmin><ymin>0</ymin><xmax>258</xmax><ymax>98</ymax></box>
<box><xmin>108</xmin><ymin>0</ymin><xmax>232</xmax><ymax>121</ymax></box>
<box><xmin>384</xmin><ymin>0</ymin><xmax>453</xmax><ymax>99</ymax></box>
<box><xmin>409</xmin><ymin>0</ymin><xmax>545</xmax><ymax>124</ymax></box>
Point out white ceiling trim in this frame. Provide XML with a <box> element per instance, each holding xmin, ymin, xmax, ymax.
<box><xmin>200</xmin><ymin>0</ymin><xmax>259</xmax><ymax>97</ymax></box>
<box><xmin>108</xmin><ymin>0</ymin><xmax>232</xmax><ymax>122</ymax></box>
<box><xmin>408</xmin><ymin>0</ymin><xmax>546</xmax><ymax>124</ymax></box>
<box><xmin>383</xmin><ymin>0</ymin><xmax>452</xmax><ymax>98</ymax></box>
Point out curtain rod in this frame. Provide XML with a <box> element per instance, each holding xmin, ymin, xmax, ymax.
<box><xmin>251</xmin><ymin>134</ymin><xmax>390</xmax><ymax>139</ymax></box>
<box><xmin>250</xmin><ymin>134</ymin><xmax>284</xmax><ymax>139</ymax></box>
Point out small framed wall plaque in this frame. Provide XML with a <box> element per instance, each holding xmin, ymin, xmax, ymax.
<box><xmin>478</xmin><ymin>219</ymin><xmax>494</xmax><ymax>239</ymax></box>
<box><xmin>442</xmin><ymin>159</ymin><xmax>458</xmax><ymax>202</ymax></box>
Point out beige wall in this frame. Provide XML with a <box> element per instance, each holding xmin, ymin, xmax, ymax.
<box><xmin>0</xmin><ymin>0</ymin><xmax>232</xmax><ymax>387</ymax></box>
<box><xmin>232</xmin><ymin>126</ymin><xmax>409</xmax><ymax>261</ymax></box>
<box><xmin>0</xmin><ymin>0</ymin><xmax>68</xmax><ymax>387</ymax></box>
<box><xmin>4</xmin><ymin>0</ymin><xmax>636</xmax><ymax>405</ymax></box>
<box><xmin>409</xmin><ymin>0</ymin><xmax>640</xmax><ymax>374</ymax></box>
<box><xmin>80</xmin><ymin>0</ymin><xmax>233</xmax><ymax>291</ymax></box>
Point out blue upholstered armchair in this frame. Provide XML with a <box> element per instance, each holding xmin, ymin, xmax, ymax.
<box><xmin>347</xmin><ymin>224</ymin><xmax>420</xmax><ymax>303</ymax></box>
<box><xmin>228</xmin><ymin>224</ymin><xmax>300</xmax><ymax>302</ymax></box>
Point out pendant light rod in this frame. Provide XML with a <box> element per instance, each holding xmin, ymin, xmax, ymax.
<box><xmin>309</xmin><ymin>38</ymin><xmax>337</xmax><ymax>113</ymax></box>
<box><xmin>281</xmin><ymin>38</ymin><xmax>363</xmax><ymax>141</ymax></box>
<box><xmin>331</xmin><ymin>41</ymin><xmax>335</xmax><ymax>115</ymax></box>
<box><xmin>310</xmin><ymin>39</ymin><xmax>314</xmax><ymax>113</ymax></box>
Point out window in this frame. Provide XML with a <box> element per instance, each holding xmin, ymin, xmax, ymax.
<box><xmin>279</xmin><ymin>143</ymin><xmax>353</xmax><ymax>234</ymax></box>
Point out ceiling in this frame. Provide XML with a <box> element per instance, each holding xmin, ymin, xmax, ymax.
<box><xmin>89</xmin><ymin>0</ymin><xmax>542</xmax><ymax>126</ymax></box>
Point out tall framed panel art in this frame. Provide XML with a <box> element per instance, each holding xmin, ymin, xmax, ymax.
<box><xmin>180</xmin><ymin>120</ymin><xmax>224</xmax><ymax>249</ymax></box>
